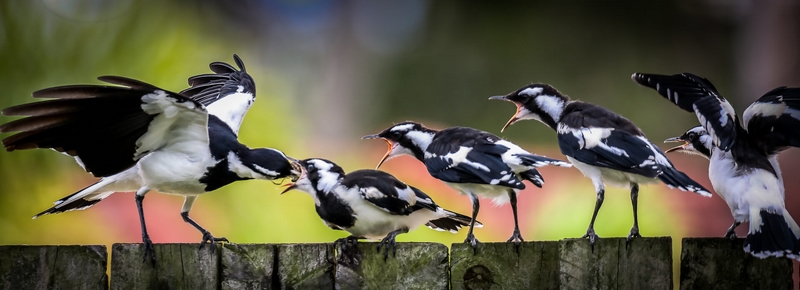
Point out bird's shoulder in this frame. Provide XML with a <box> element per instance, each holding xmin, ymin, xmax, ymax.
<box><xmin>429</xmin><ymin>127</ymin><xmax>501</xmax><ymax>154</ymax></box>
<box><xmin>561</xmin><ymin>102</ymin><xmax>644</xmax><ymax>136</ymax></box>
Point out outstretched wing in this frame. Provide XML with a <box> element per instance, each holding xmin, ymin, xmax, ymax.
<box><xmin>180</xmin><ymin>54</ymin><xmax>255</xmax><ymax>135</ymax></box>
<box><xmin>1</xmin><ymin>76</ymin><xmax>207</xmax><ymax>177</ymax></box>
<box><xmin>742</xmin><ymin>86</ymin><xmax>800</xmax><ymax>153</ymax></box>
<box><xmin>632</xmin><ymin>72</ymin><xmax>737</xmax><ymax>151</ymax></box>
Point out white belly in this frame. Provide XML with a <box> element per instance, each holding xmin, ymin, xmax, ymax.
<box><xmin>137</xmin><ymin>145</ymin><xmax>215</xmax><ymax>195</ymax></box>
<box><xmin>567</xmin><ymin>156</ymin><xmax>657</xmax><ymax>190</ymax></box>
<box><xmin>338</xmin><ymin>189</ymin><xmax>444</xmax><ymax>239</ymax></box>
<box><xmin>708</xmin><ymin>151</ymin><xmax>784</xmax><ymax>222</ymax></box>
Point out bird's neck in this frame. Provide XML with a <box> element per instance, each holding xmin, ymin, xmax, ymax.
<box><xmin>405</xmin><ymin>129</ymin><xmax>436</xmax><ymax>161</ymax></box>
<box><xmin>532</xmin><ymin>97</ymin><xmax>568</xmax><ymax>131</ymax></box>
<box><xmin>227</xmin><ymin>149</ymin><xmax>265</xmax><ymax>179</ymax></box>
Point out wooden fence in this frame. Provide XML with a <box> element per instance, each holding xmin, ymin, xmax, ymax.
<box><xmin>0</xmin><ymin>238</ymin><xmax>792</xmax><ymax>289</ymax></box>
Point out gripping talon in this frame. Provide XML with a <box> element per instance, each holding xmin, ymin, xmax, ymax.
<box><xmin>581</xmin><ymin>228</ymin><xmax>599</xmax><ymax>252</ymax></box>
<box><xmin>465</xmin><ymin>233</ymin><xmax>481</xmax><ymax>254</ymax></box>
<box><xmin>142</xmin><ymin>235</ymin><xmax>156</xmax><ymax>266</ymax></box>
<box><xmin>198</xmin><ymin>231</ymin><xmax>228</xmax><ymax>252</ymax></box>
<box><xmin>626</xmin><ymin>226</ymin><xmax>641</xmax><ymax>242</ymax></box>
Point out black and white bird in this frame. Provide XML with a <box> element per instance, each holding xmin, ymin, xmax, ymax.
<box><xmin>490</xmin><ymin>84</ymin><xmax>711</xmax><ymax>246</ymax></box>
<box><xmin>0</xmin><ymin>55</ymin><xmax>299</xmax><ymax>264</ymax></box>
<box><xmin>633</xmin><ymin>72</ymin><xmax>800</xmax><ymax>259</ymax></box>
<box><xmin>362</xmin><ymin>122</ymin><xmax>571</xmax><ymax>249</ymax></box>
<box><xmin>281</xmin><ymin>158</ymin><xmax>480</xmax><ymax>259</ymax></box>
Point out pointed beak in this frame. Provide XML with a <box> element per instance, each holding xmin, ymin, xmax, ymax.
<box><xmin>362</xmin><ymin>134</ymin><xmax>380</xmax><ymax>140</ymax></box>
<box><xmin>489</xmin><ymin>95</ymin><xmax>520</xmax><ymax>133</ymax></box>
<box><xmin>663</xmin><ymin>137</ymin><xmax>689</xmax><ymax>153</ymax></box>
<box><xmin>488</xmin><ymin>95</ymin><xmax>507</xmax><ymax>101</ymax></box>
<box><xmin>375</xmin><ymin>139</ymin><xmax>395</xmax><ymax>169</ymax></box>
<box><xmin>280</xmin><ymin>183</ymin><xmax>297</xmax><ymax>194</ymax></box>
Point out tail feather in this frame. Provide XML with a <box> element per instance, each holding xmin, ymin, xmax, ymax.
<box><xmin>658</xmin><ymin>167</ymin><xmax>712</xmax><ymax>197</ymax></box>
<box><xmin>32</xmin><ymin>179</ymin><xmax>113</xmax><ymax>219</ymax></box>
<box><xmin>518</xmin><ymin>169</ymin><xmax>544</xmax><ymax>188</ymax></box>
<box><xmin>745</xmin><ymin>210</ymin><xmax>799</xmax><ymax>260</ymax></box>
<box><xmin>514</xmin><ymin>154</ymin><xmax>571</xmax><ymax>168</ymax></box>
<box><xmin>426</xmin><ymin>210</ymin><xmax>482</xmax><ymax>233</ymax></box>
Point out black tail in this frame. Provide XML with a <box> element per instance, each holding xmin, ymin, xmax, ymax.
<box><xmin>518</xmin><ymin>169</ymin><xmax>544</xmax><ymax>188</ymax></box>
<box><xmin>657</xmin><ymin>167</ymin><xmax>712</xmax><ymax>197</ymax></box>
<box><xmin>426</xmin><ymin>210</ymin><xmax>483</xmax><ymax>233</ymax></box>
<box><xmin>514</xmin><ymin>153</ymin><xmax>571</xmax><ymax>168</ymax></box>
<box><xmin>745</xmin><ymin>210</ymin><xmax>798</xmax><ymax>259</ymax></box>
<box><xmin>32</xmin><ymin>181</ymin><xmax>107</xmax><ymax>219</ymax></box>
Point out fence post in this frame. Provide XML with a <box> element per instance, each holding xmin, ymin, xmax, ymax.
<box><xmin>680</xmin><ymin>238</ymin><xmax>793</xmax><ymax>290</ymax></box>
<box><xmin>275</xmin><ymin>243</ymin><xmax>335</xmax><ymax>289</ymax></box>
<box><xmin>559</xmin><ymin>237</ymin><xmax>673</xmax><ymax>290</ymax></box>
<box><xmin>220</xmin><ymin>244</ymin><xmax>275</xmax><ymax>290</ymax></box>
<box><xmin>335</xmin><ymin>242</ymin><xmax>449</xmax><ymax>289</ymax></box>
<box><xmin>109</xmin><ymin>243</ymin><xmax>219</xmax><ymax>290</ymax></box>
<box><xmin>0</xmin><ymin>245</ymin><xmax>107</xmax><ymax>290</ymax></box>
<box><xmin>449</xmin><ymin>241</ymin><xmax>560</xmax><ymax>289</ymax></box>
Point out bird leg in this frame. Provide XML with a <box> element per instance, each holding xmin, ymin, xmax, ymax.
<box><xmin>582</xmin><ymin>189</ymin><xmax>603</xmax><ymax>250</ymax></box>
<box><xmin>180</xmin><ymin>196</ymin><xmax>228</xmax><ymax>252</ymax></box>
<box><xmin>464</xmin><ymin>193</ymin><xmax>481</xmax><ymax>253</ymax></box>
<box><xmin>506</xmin><ymin>189</ymin><xmax>524</xmax><ymax>248</ymax></box>
<box><xmin>333</xmin><ymin>235</ymin><xmax>362</xmax><ymax>264</ymax></box>
<box><xmin>135</xmin><ymin>188</ymin><xmax>155</xmax><ymax>266</ymax></box>
<box><xmin>377</xmin><ymin>228</ymin><xmax>409</xmax><ymax>261</ymax></box>
<box><xmin>724</xmin><ymin>221</ymin><xmax>741</xmax><ymax>240</ymax></box>
<box><xmin>627</xmin><ymin>183</ymin><xmax>642</xmax><ymax>242</ymax></box>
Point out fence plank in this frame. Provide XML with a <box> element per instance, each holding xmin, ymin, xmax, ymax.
<box><xmin>559</xmin><ymin>237</ymin><xmax>672</xmax><ymax>290</ymax></box>
<box><xmin>680</xmin><ymin>238</ymin><xmax>793</xmax><ymax>290</ymax></box>
<box><xmin>109</xmin><ymin>243</ymin><xmax>219</xmax><ymax>290</ymax></box>
<box><xmin>449</xmin><ymin>241</ymin><xmax>560</xmax><ymax>290</ymax></box>
<box><xmin>0</xmin><ymin>245</ymin><xmax>107</xmax><ymax>290</ymax></box>
<box><xmin>335</xmin><ymin>242</ymin><xmax>449</xmax><ymax>289</ymax></box>
<box><xmin>276</xmin><ymin>243</ymin><xmax>334</xmax><ymax>290</ymax></box>
<box><xmin>220</xmin><ymin>244</ymin><xmax>275</xmax><ymax>290</ymax></box>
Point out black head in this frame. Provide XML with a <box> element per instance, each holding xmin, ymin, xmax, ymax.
<box><xmin>489</xmin><ymin>83</ymin><xmax>569</xmax><ymax>131</ymax></box>
<box><xmin>664</xmin><ymin>125</ymin><xmax>713</xmax><ymax>159</ymax></box>
<box><xmin>361</xmin><ymin>121</ymin><xmax>437</xmax><ymax>169</ymax></box>
<box><xmin>242</xmin><ymin>148</ymin><xmax>299</xmax><ymax>180</ymax></box>
<box><xmin>281</xmin><ymin>158</ymin><xmax>346</xmax><ymax>196</ymax></box>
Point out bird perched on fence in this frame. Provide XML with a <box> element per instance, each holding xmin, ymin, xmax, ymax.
<box><xmin>633</xmin><ymin>72</ymin><xmax>800</xmax><ymax>259</ymax></box>
<box><xmin>0</xmin><ymin>55</ymin><xmax>299</xmax><ymax>265</ymax></box>
<box><xmin>281</xmin><ymin>158</ymin><xmax>480</xmax><ymax>259</ymax></box>
<box><xmin>363</xmin><ymin>122</ymin><xmax>570</xmax><ymax>250</ymax></box>
<box><xmin>489</xmin><ymin>84</ymin><xmax>711</xmax><ymax>247</ymax></box>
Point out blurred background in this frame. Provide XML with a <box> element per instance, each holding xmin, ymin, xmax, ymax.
<box><xmin>1</xmin><ymin>0</ymin><xmax>799</xmax><ymax>286</ymax></box>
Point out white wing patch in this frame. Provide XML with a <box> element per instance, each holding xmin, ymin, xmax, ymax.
<box><xmin>136</xmin><ymin>91</ymin><xmax>208</xmax><ymax>159</ymax></box>
<box><xmin>442</xmin><ymin>146</ymin><xmax>490</xmax><ymax>172</ymax></box>
<box><xmin>635</xmin><ymin>136</ymin><xmax>671</xmax><ymax>169</ymax></box>
<box><xmin>205</xmin><ymin>91</ymin><xmax>254</xmax><ymax>135</ymax></box>
<box><xmin>395</xmin><ymin>186</ymin><xmax>417</xmax><ymax>205</ymax></box>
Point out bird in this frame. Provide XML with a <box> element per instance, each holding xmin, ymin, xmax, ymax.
<box><xmin>0</xmin><ymin>55</ymin><xmax>299</xmax><ymax>264</ymax></box>
<box><xmin>362</xmin><ymin>122</ymin><xmax>571</xmax><ymax>250</ymax></box>
<box><xmin>489</xmin><ymin>84</ymin><xmax>711</xmax><ymax>247</ymax></box>
<box><xmin>281</xmin><ymin>157</ymin><xmax>481</xmax><ymax>259</ymax></box>
<box><xmin>633</xmin><ymin>72</ymin><xmax>800</xmax><ymax>259</ymax></box>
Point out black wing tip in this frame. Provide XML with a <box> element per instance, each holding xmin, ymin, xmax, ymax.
<box><xmin>233</xmin><ymin>54</ymin><xmax>246</xmax><ymax>72</ymax></box>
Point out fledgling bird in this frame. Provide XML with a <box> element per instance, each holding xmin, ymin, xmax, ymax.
<box><xmin>490</xmin><ymin>84</ymin><xmax>711</xmax><ymax>246</ymax></box>
<box><xmin>0</xmin><ymin>55</ymin><xmax>299</xmax><ymax>264</ymax></box>
<box><xmin>281</xmin><ymin>158</ymin><xmax>480</xmax><ymax>259</ymax></box>
<box><xmin>363</xmin><ymin>122</ymin><xmax>571</xmax><ymax>249</ymax></box>
<box><xmin>633</xmin><ymin>72</ymin><xmax>800</xmax><ymax>259</ymax></box>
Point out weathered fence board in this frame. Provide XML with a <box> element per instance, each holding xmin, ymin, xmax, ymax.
<box><xmin>680</xmin><ymin>238</ymin><xmax>793</xmax><ymax>290</ymax></box>
<box><xmin>0</xmin><ymin>245</ymin><xmax>107</xmax><ymax>290</ymax></box>
<box><xmin>276</xmin><ymin>243</ymin><xmax>334</xmax><ymax>289</ymax></box>
<box><xmin>335</xmin><ymin>242</ymin><xmax>449</xmax><ymax>290</ymax></box>
<box><xmin>450</xmin><ymin>241</ymin><xmax>560</xmax><ymax>290</ymax></box>
<box><xmin>110</xmin><ymin>243</ymin><xmax>219</xmax><ymax>290</ymax></box>
<box><xmin>221</xmin><ymin>244</ymin><xmax>275</xmax><ymax>290</ymax></box>
<box><xmin>559</xmin><ymin>237</ymin><xmax>673</xmax><ymax>290</ymax></box>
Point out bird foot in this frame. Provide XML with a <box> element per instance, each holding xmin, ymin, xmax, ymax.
<box><xmin>626</xmin><ymin>226</ymin><xmax>641</xmax><ymax>242</ymax></box>
<box><xmin>581</xmin><ymin>228</ymin><xmax>599</xmax><ymax>251</ymax></box>
<box><xmin>198</xmin><ymin>231</ymin><xmax>228</xmax><ymax>252</ymax></box>
<box><xmin>334</xmin><ymin>236</ymin><xmax>361</xmax><ymax>264</ymax></box>
<box><xmin>377</xmin><ymin>231</ymin><xmax>401</xmax><ymax>261</ymax></box>
<box><xmin>142</xmin><ymin>235</ymin><xmax>156</xmax><ymax>266</ymax></box>
<box><xmin>723</xmin><ymin>230</ymin><xmax>738</xmax><ymax>240</ymax></box>
<box><xmin>506</xmin><ymin>229</ymin><xmax>524</xmax><ymax>247</ymax></box>
<box><xmin>465</xmin><ymin>233</ymin><xmax>481</xmax><ymax>254</ymax></box>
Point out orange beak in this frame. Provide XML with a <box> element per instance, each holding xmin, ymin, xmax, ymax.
<box><xmin>375</xmin><ymin>139</ymin><xmax>395</xmax><ymax>169</ymax></box>
<box><xmin>280</xmin><ymin>183</ymin><xmax>296</xmax><ymax>194</ymax></box>
<box><xmin>489</xmin><ymin>95</ymin><xmax>519</xmax><ymax>132</ymax></box>
<box><xmin>663</xmin><ymin>137</ymin><xmax>689</xmax><ymax>153</ymax></box>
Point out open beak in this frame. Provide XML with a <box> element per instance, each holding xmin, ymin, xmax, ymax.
<box><xmin>363</xmin><ymin>134</ymin><xmax>394</xmax><ymax>169</ymax></box>
<box><xmin>663</xmin><ymin>137</ymin><xmax>689</xmax><ymax>153</ymax></box>
<box><xmin>489</xmin><ymin>95</ymin><xmax>520</xmax><ymax>132</ymax></box>
<box><xmin>282</xmin><ymin>159</ymin><xmax>306</xmax><ymax>194</ymax></box>
<box><xmin>280</xmin><ymin>183</ymin><xmax>297</xmax><ymax>194</ymax></box>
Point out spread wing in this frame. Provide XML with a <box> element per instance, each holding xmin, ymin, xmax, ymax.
<box><xmin>1</xmin><ymin>76</ymin><xmax>207</xmax><ymax>177</ymax></box>
<box><xmin>180</xmin><ymin>54</ymin><xmax>255</xmax><ymax>135</ymax></box>
<box><xmin>742</xmin><ymin>86</ymin><xmax>800</xmax><ymax>153</ymax></box>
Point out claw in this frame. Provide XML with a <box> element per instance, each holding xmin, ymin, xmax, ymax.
<box><xmin>507</xmin><ymin>228</ymin><xmax>524</xmax><ymax>253</ymax></box>
<box><xmin>198</xmin><ymin>231</ymin><xmax>228</xmax><ymax>252</ymax></box>
<box><xmin>626</xmin><ymin>226</ymin><xmax>641</xmax><ymax>242</ymax></box>
<box><xmin>142</xmin><ymin>235</ymin><xmax>156</xmax><ymax>266</ymax></box>
<box><xmin>334</xmin><ymin>236</ymin><xmax>361</xmax><ymax>264</ymax></box>
<box><xmin>581</xmin><ymin>228</ymin><xmax>599</xmax><ymax>252</ymax></box>
<box><xmin>465</xmin><ymin>233</ymin><xmax>481</xmax><ymax>254</ymax></box>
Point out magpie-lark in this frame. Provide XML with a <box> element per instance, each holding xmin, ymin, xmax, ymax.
<box><xmin>281</xmin><ymin>158</ymin><xmax>481</xmax><ymax>259</ymax></box>
<box><xmin>363</xmin><ymin>122</ymin><xmax>571</xmax><ymax>249</ymax></box>
<box><xmin>0</xmin><ymin>55</ymin><xmax>299</xmax><ymax>264</ymax></box>
<box><xmin>490</xmin><ymin>84</ymin><xmax>711</xmax><ymax>247</ymax></box>
<box><xmin>633</xmin><ymin>72</ymin><xmax>800</xmax><ymax>259</ymax></box>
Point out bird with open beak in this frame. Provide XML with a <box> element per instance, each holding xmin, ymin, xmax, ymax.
<box><xmin>363</xmin><ymin>121</ymin><xmax>570</xmax><ymax>251</ymax></box>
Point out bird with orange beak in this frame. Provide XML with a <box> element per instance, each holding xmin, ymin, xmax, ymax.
<box><xmin>363</xmin><ymin>121</ymin><xmax>570</xmax><ymax>250</ymax></box>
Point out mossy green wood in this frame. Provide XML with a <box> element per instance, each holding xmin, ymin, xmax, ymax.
<box><xmin>276</xmin><ymin>243</ymin><xmax>334</xmax><ymax>289</ymax></box>
<box><xmin>680</xmin><ymin>238</ymin><xmax>792</xmax><ymax>290</ymax></box>
<box><xmin>450</xmin><ymin>241</ymin><xmax>560</xmax><ymax>290</ymax></box>
<box><xmin>110</xmin><ymin>243</ymin><xmax>219</xmax><ymax>290</ymax></box>
<box><xmin>221</xmin><ymin>244</ymin><xmax>275</xmax><ymax>290</ymax></box>
<box><xmin>335</xmin><ymin>242</ymin><xmax>449</xmax><ymax>290</ymax></box>
<box><xmin>0</xmin><ymin>245</ymin><xmax>108</xmax><ymax>290</ymax></box>
<box><xmin>559</xmin><ymin>237</ymin><xmax>672</xmax><ymax>290</ymax></box>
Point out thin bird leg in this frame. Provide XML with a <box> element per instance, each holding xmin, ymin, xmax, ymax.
<box><xmin>506</xmin><ymin>189</ymin><xmax>524</xmax><ymax>246</ymax></box>
<box><xmin>465</xmin><ymin>193</ymin><xmax>481</xmax><ymax>252</ymax></box>
<box><xmin>135</xmin><ymin>187</ymin><xmax>155</xmax><ymax>266</ymax></box>
<box><xmin>724</xmin><ymin>221</ymin><xmax>742</xmax><ymax>240</ymax></box>
<box><xmin>180</xmin><ymin>196</ymin><xmax>228</xmax><ymax>252</ymax></box>
<box><xmin>582</xmin><ymin>189</ymin><xmax>604</xmax><ymax>249</ymax></box>
<box><xmin>627</xmin><ymin>183</ymin><xmax>642</xmax><ymax>242</ymax></box>
<box><xmin>377</xmin><ymin>227</ymin><xmax>409</xmax><ymax>261</ymax></box>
